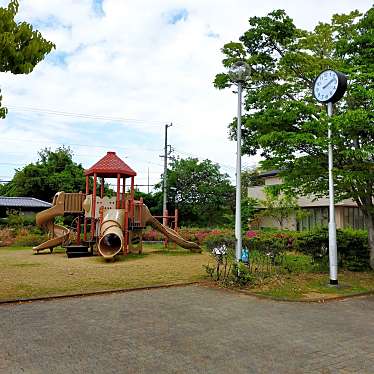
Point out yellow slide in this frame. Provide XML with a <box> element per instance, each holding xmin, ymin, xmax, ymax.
<box><xmin>142</xmin><ymin>205</ymin><xmax>201</xmax><ymax>252</ymax></box>
<box><xmin>33</xmin><ymin>192</ymin><xmax>70</xmax><ymax>253</ymax></box>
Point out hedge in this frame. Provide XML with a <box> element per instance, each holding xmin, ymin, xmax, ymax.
<box><xmin>204</xmin><ymin>228</ymin><xmax>370</xmax><ymax>271</ymax></box>
<box><xmin>295</xmin><ymin>227</ymin><xmax>370</xmax><ymax>271</ymax></box>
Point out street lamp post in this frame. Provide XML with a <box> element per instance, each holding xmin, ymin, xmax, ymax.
<box><xmin>229</xmin><ymin>61</ymin><xmax>251</xmax><ymax>262</ymax></box>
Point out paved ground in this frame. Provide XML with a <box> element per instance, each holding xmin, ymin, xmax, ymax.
<box><xmin>0</xmin><ymin>285</ymin><xmax>373</xmax><ymax>374</ymax></box>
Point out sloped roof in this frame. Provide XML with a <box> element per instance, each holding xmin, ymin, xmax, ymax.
<box><xmin>85</xmin><ymin>151</ymin><xmax>137</xmax><ymax>178</ymax></box>
<box><xmin>0</xmin><ymin>197</ymin><xmax>52</xmax><ymax>209</ymax></box>
<box><xmin>258</xmin><ymin>170</ymin><xmax>281</xmax><ymax>178</ymax></box>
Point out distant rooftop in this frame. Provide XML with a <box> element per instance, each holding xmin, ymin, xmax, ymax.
<box><xmin>257</xmin><ymin>170</ymin><xmax>281</xmax><ymax>178</ymax></box>
<box><xmin>0</xmin><ymin>197</ymin><xmax>52</xmax><ymax>209</ymax></box>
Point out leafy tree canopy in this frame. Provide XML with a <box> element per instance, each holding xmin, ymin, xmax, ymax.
<box><xmin>241</xmin><ymin>166</ymin><xmax>264</xmax><ymax>197</ymax></box>
<box><xmin>0</xmin><ymin>0</ymin><xmax>55</xmax><ymax>118</ymax></box>
<box><xmin>134</xmin><ymin>189</ymin><xmax>163</xmax><ymax>216</ymax></box>
<box><xmin>0</xmin><ymin>147</ymin><xmax>86</xmax><ymax>202</ymax></box>
<box><xmin>160</xmin><ymin>157</ymin><xmax>235</xmax><ymax>227</ymax></box>
<box><xmin>215</xmin><ymin>7</ymin><xmax>374</xmax><ymax>268</ymax></box>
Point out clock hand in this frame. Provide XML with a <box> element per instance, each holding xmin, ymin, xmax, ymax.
<box><xmin>323</xmin><ymin>79</ymin><xmax>335</xmax><ymax>90</ymax></box>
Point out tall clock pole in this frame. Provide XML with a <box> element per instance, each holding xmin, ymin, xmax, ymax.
<box><xmin>327</xmin><ymin>101</ymin><xmax>338</xmax><ymax>285</ymax></box>
<box><xmin>313</xmin><ymin>69</ymin><xmax>347</xmax><ymax>286</ymax></box>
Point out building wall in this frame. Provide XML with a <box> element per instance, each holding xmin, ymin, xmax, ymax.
<box><xmin>248</xmin><ymin>175</ymin><xmax>364</xmax><ymax>231</ymax></box>
<box><xmin>264</xmin><ymin>176</ymin><xmax>282</xmax><ymax>186</ymax></box>
<box><xmin>252</xmin><ymin>206</ymin><xmax>366</xmax><ymax>231</ymax></box>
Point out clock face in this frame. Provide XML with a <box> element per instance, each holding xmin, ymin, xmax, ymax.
<box><xmin>313</xmin><ymin>70</ymin><xmax>339</xmax><ymax>103</ymax></box>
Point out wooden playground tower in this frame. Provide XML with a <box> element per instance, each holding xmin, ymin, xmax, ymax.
<box><xmin>82</xmin><ymin>151</ymin><xmax>142</xmax><ymax>254</ymax></box>
<box><xmin>33</xmin><ymin>151</ymin><xmax>201</xmax><ymax>258</ymax></box>
<box><xmin>82</xmin><ymin>151</ymin><xmax>181</xmax><ymax>253</ymax></box>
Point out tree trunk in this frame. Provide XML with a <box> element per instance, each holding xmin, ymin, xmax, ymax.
<box><xmin>367</xmin><ymin>213</ymin><xmax>374</xmax><ymax>270</ymax></box>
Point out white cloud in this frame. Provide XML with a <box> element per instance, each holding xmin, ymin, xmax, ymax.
<box><xmin>0</xmin><ymin>0</ymin><xmax>372</xmax><ymax>190</ymax></box>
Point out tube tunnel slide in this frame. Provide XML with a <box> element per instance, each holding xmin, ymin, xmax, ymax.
<box><xmin>97</xmin><ymin>205</ymin><xmax>201</xmax><ymax>258</ymax></box>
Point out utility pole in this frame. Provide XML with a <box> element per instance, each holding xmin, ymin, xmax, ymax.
<box><xmin>162</xmin><ymin>123</ymin><xmax>173</xmax><ymax>225</ymax></box>
<box><xmin>147</xmin><ymin>167</ymin><xmax>150</xmax><ymax>194</ymax></box>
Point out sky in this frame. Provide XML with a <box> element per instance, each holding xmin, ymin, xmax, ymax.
<box><xmin>0</xmin><ymin>0</ymin><xmax>372</xmax><ymax>193</ymax></box>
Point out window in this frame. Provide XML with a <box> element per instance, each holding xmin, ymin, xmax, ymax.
<box><xmin>297</xmin><ymin>207</ymin><xmax>328</xmax><ymax>231</ymax></box>
<box><xmin>343</xmin><ymin>207</ymin><xmax>366</xmax><ymax>229</ymax></box>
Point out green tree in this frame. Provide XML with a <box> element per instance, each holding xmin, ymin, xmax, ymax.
<box><xmin>241</xmin><ymin>197</ymin><xmax>258</xmax><ymax>231</ymax></box>
<box><xmin>215</xmin><ymin>7</ymin><xmax>374</xmax><ymax>268</ymax></box>
<box><xmin>256</xmin><ymin>189</ymin><xmax>305</xmax><ymax>230</ymax></box>
<box><xmin>0</xmin><ymin>147</ymin><xmax>86</xmax><ymax>202</ymax></box>
<box><xmin>0</xmin><ymin>0</ymin><xmax>55</xmax><ymax>118</ymax></box>
<box><xmin>134</xmin><ymin>189</ymin><xmax>163</xmax><ymax>216</ymax></box>
<box><xmin>241</xmin><ymin>166</ymin><xmax>264</xmax><ymax>198</ymax></box>
<box><xmin>161</xmin><ymin>157</ymin><xmax>235</xmax><ymax>227</ymax></box>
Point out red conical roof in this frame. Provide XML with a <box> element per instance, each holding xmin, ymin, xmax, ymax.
<box><xmin>85</xmin><ymin>151</ymin><xmax>137</xmax><ymax>178</ymax></box>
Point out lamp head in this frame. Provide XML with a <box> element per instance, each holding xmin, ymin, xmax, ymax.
<box><xmin>229</xmin><ymin>61</ymin><xmax>250</xmax><ymax>83</ymax></box>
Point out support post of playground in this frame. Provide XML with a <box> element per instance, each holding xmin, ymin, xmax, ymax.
<box><xmin>84</xmin><ymin>176</ymin><xmax>89</xmax><ymax>241</ymax></box>
<box><xmin>91</xmin><ymin>173</ymin><xmax>97</xmax><ymax>240</ymax></box>
<box><xmin>162</xmin><ymin>123</ymin><xmax>172</xmax><ymax>226</ymax></box>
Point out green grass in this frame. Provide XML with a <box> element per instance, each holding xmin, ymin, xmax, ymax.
<box><xmin>206</xmin><ymin>250</ymin><xmax>374</xmax><ymax>300</ymax></box>
<box><xmin>0</xmin><ymin>244</ymin><xmax>209</xmax><ymax>302</ymax></box>
<box><xmin>250</xmin><ymin>271</ymin><xmax>374</xmax><ymax>300</ymax></box>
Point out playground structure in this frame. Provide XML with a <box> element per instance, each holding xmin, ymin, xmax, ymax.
<box><xmin>33</xmin><ymin>151</ymin><xmax>201</xmax><ymax>259</ymax></box>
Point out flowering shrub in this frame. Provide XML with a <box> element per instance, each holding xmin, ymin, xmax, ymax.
<box><xmin>142</xmin><ymin>227</ymin><xmax>233</xmax><ymax>246</ymax></box>
<box><xmin>0</xmin><ymin>228</ymin><xmax>16</xmax><ymax>247</ymax></box>
<box><xmin>246</xmin><ymin>230</ymin><xmax>258</xmax><ymax>238</ymax></box>
<box><xmin>142</xmin><ymin>229</ymin><xmax>164</xmax><ymax>242</ymax></box>
<box><xmin>0</xmin><ymin>226</ymin><xmax>47</xmax><ymax>247</ymax></box>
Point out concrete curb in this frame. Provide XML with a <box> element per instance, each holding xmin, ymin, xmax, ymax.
<box><xmin>1</xmin><ymin>281</ymin><xmax>373</xmax><ymax>306</ymax></box>
<box><xmin>0</xmin><ymin>281</ymin><xmax>201</xmax><ymax>306</ymax></box>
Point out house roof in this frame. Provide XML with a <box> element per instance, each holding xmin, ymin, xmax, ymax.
<box><xmin>0</xmin><ymin>197</ymin><xmax>52</xmax><ymax>209</ymax></box>
<box><xmin>258</xmin><ymin>170</ymin><xmax>281</xmax><ymax>178</ymax></box>
<box><xmin>85</xmin><ymin>151</ymin><xmax>137</xmax><ymax>178</ymax></box>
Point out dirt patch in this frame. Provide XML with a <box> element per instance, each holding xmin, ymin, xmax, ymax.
<box><xmin>302</xmin><ymin>291</ymin><xmax>341</xmax><ymax>299</ymax></box>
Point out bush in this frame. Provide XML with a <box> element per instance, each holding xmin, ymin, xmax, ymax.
<box><xmin>0</xmin><ymin>228</ymin><xmax>16</xmax><ymax>247</ymax></box>
<box><xmin>0</xmin><ymin>226</ymin><xmax>48</xmax><ymax>247</ymax></box>
<box><xmin>295</xmin><ymin>227</ymin><xmax>370</xmax><ymax>271</ymax></box>
<box><xmin>13</xmin><ymin>232</ymin><xmax>48</xmax><ymax>247</ymax></box>
<box><xmin>204</xmin><ymin>230</ymin><xmax>297</xmax><ymax>285</ymax></box>
<box><xmin>142</xmin><ymin>228</ymin><xmax>164</xmax><ymax>242</ymax></box>
<box><xmin>204</xmin><ymin>233</ymin><xmax>235</xmax><ymax>251</ymax></box>
<box><xmin>231</xmin><ymin>262</ymin><xmax>255</xmax><ymax>286</ymax></box>
<box><xmin>142</xmin><ymin>227</ymin><xmax>232</xmax><ymax>246</ymax></box>
<box><xmin>6</xmin><ymin>213</ymin><xmax>36</xmax><ymax>227</ymax></box>
<box><xmin>204</xmin><ymin>245</ymin><xmax>255</xmax><ymax>286</ymax></box>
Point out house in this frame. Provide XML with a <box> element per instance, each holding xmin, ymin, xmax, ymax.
<box><xmin>248</xmin><ymin>170</ymin><xmax>365</xmax><ymax>231</ymax></box>
<box><xmin>0</xmin><ymin>197</ymin><xmax>52</xmax><ymax>217</ymax></box>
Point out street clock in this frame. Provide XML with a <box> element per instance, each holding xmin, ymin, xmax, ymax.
<box><xmin>313</xmin><ymin>69</ymin><xmax>347</xmax><ymax>104</ymax></box>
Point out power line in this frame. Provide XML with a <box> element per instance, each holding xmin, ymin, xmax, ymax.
<box><xmin>7</xmin><ymin>105</ymin><xmax>168</xmax><ymax>126</ymax></box>
<box><xmin>172</xmin><ymin>147</ymin><xmax>236</xmax><ymax>171</ymax></box>
<box><xmin>0</xmin><ymin>136</ymin><xmax>160</xmax><ymax>153</ymax></box>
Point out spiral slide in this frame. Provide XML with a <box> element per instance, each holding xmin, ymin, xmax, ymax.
<box><xmin>32</xmin><ymin>192</ymin><xmax>70</xmax><ymax>253</ymax></box>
